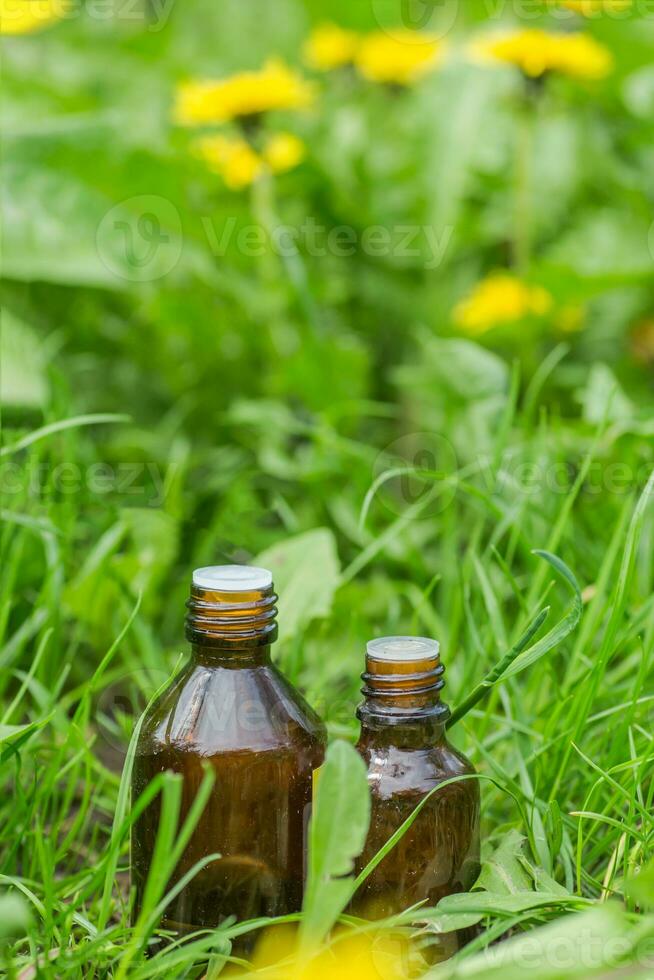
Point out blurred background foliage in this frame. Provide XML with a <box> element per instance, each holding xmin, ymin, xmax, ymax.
<box><xmin>2</xmin><ymin>1</ymin><xmax>654</xmax><ymax>973</ymax></box>
<box><xmin>2</xmin><ymin>0</ymin><xmax>654</xmax><ymax>714</ymax></box>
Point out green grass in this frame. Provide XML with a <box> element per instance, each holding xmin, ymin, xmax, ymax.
<box><xmin>2</xmin><ymin>398</ymin><xmax>653</xmax><ymax>976</ymax></box>
<box><xmin>2</xmin><ymin>0</ymin><xmax>654</xmax><ymax>976</ymax></box>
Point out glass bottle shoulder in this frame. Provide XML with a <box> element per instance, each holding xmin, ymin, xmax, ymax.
<box><xmin>357</xmin><ymin>733</ymin><xmax>476</xmax><ymax>801</ymax></box>
<box><xmin>136</xmin><ymin>659</ymin><xmax>326</xmax><ymax>758</ymax></box>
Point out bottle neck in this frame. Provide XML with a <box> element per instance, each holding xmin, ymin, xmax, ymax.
<box><xmin>190</xmin><ymin>642</ymin><xmax>273</xmax><ymax>668</ymax></box>
<box><xmin>356</xmin><ymin>647</ymin><xmax>450</xmax><ymax>741</ymax></box>
<box><xmin>185</xmin><ymin>581</ymin><xmax>278</xmax><ymax>662</ymax></box>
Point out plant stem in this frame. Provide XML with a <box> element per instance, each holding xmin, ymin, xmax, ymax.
<box><xmin>514</xmin><ymin>86</ymin><xmax>536</xmax><ymax>275</ymax></box>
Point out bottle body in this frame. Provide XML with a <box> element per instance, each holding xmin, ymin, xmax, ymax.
<box><xmin>354</xmin><ymin>726</ymin><xmax>480</xmax><ymax>922</ymax></box>
<box><xmin>131</xmin><ymin>567</ymin><xmax>326</xmax><ymax>941</ymax></box>
<box><xmin>351</xmin><ymin>637</ymin><xmax>480</xmax><ymax>958</ymax></box>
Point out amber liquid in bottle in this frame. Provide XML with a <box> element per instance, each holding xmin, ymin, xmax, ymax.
<box><xmin>353</xmin><ymin>637</ymin><xmax>480</xmax><ymax>958</ymax></box>
<box><xmin>131</xmin><ymin>565</ymin><xmax>326</xmax><ymax>945</ymax></box>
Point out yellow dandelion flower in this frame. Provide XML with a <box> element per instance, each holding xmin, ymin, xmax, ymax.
<box><xmin>193</xmin><ymin>134</ymin><xmax>263</xmax><ymax>190</ymax></box>
<box><xmin>547</xmin><ymin>0</ymin><xmax>632</xmax><ymax>14</ymax></box>
<box><xmin>454</xmin><ymin>273</ymin><xmax>553</xmax><ymax>334</ymax></box>
<box><xmin>175</xmin><ymin>59</ymin><xmax>316</xmax><ymax>126</ymax></box>
<box><xmin>355</xmin><ymin>29</ymin><xmax>445</xmax><ymax>86</ymax></box>
<box><xmin>222</xmin><ymin>925</ymin><xmax>410</xmax><ymax>978</ymax></box>
<box><xmin>1</xmin><ymin>0</ymin><xmax>69</xmax><ymax>34</ymax></box>
<box><xmin>471</xmin><ymin>28</ymin><xmax>613</xmax><ymax>80</ymax></box>
<box><xmin>303</xmin><ymin>22</ymin><xmax>359</xmax><ymax>71</ymax></box>
<box><xmin>263</xmin><ymin>132</ymin><xmax>306</xmax><ymax>174</ymax></box>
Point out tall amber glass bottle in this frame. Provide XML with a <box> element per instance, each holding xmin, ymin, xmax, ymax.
<box><xmin>353</xmin><ymin>637</ymin><xmax>480</xmax><ymax>956</ymax></box>
<box><xmin>131</xmin><ymin>565</ymin><xmax>326</xmax><ymax>942</ymax></box>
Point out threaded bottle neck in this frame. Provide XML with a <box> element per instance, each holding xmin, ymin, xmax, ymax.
<box><xmin>185</xmin><ymin>565</ymin><xmax>278</xmax><ymax>649</ymax></box>
<box><xmin>357</xmin><ymin>636</ymin><xmax>450</xmax><ymax>728</ymax></box>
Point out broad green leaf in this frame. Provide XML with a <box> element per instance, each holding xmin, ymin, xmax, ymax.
<box><xmin>394</xmin><ymin>337</ymin><xmax>509</xmax><ymax>403</ymax></box>
<box><xmin>544</xmin><ymin>209</ymin><xmax>653</xmax><ymax>279</ymax></box>
<box><xmin>411</xmin><ymin>908</ymin><xmax>484</xmax><ymax>934</ymax></box>
<box><xmin>625</xmin><ymin>858</ymin><xmax>654</xmax><ymax>910</ymax></box>
<box><xmin>418</xmin><ymin>830</ymin><xmax>588</xmax><ymax>933</ymax></box>
<box><xmin>579</xmin><ymin>363</ymin><xmax>635</xmax><ymax>425</ymax></box>
<box><xmin>256</xmin><ymin>528</ymin><xmax>340</xmax><ymax>642</ymax></box>
<box><xmin>623</xmin><ymin>64</ymin><xmax>654</xmax><ymax>119</ymax></box>
<box><xmin>0</xmin><ymin>311</ymin><xmax>49</xmax><ymax>409</ymax></box>
<box><xmin>0</xmin><ymin>892</ymin><xmax>31</xmax><ymax>941</ymax></box>
<box><xmin>426</xmin><ymin>65</ymin><xmax>500</xmax><ymax>241</ymax></box>
<box><xmin>416</xmin><ymin>832</ymin><xmax>576</xmax><ymax>935</ymax></box>
<box><xmin>2</xmin><ymin>157</ymin><xmax>212</xmax><ymax>290</ymax></box>
<box><xmin>476</xmin><ymin>831</ymin><xmax>532</xmax><ymax>895</ymax></box>
<box><xmin>433</xmin><ymin>904</ymin><xmax>633</xmax><ymax>979</ymax></box>
<box><xmin>300</xmin><ymin>740</ymin><xmax>370</xmax><ymax>950</ymax></box>
<box><xmin>3</xmin><ymin>161</ymin><xmax>135</xmax><ymax>289</ymax></box>
<box><xmin>436</xmin><ymin>890</ymin><xmax>586</xmax><ymax>917</ymax></box>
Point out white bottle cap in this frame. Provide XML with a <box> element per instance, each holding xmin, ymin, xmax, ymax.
<box><xmin>192</xmin><ymin>565</ymin><xmax>273</xmax><ymax>592</ymax></box>
<box><xmin>366</xmin><ymin>636</ymin><xmax>440</xmax><ymax>662</ymax></box>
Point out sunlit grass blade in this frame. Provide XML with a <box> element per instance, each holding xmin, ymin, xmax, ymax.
<box><xmin>0</xmin><ymin>413</ymin><xmax>130</xmax><ymax>458</ymax></box>
<box><xmin>448</xmin><ymin>552</ymin><xmax>581</xmax><ymax>728</ymax></box>
<box><xmin>115</xmin><ymin>767</ymin><xmax>216</xmax><ymax>978</ymax></box>
<box><xmin>98</xmin><ymin>655</ymin><xmax>184</xmax><ymax>930</ymax></box>
<box><xmin>447</xmin><ymin>608</ymin><xmax>549</xmax><ymax>729</ymax></box>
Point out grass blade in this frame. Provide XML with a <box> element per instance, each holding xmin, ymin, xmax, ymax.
<box><xmin>448</xmin><ymin>552</ymin><xmax>581</xmax><ymax>728</ymax></box>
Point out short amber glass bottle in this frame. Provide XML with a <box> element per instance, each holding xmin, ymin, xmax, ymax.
<box><xmin>131</xmin><ymin>565</ymin><xmax>326</xmax><ymax>941</ymax></box>
<box><xmin>353</xmin><ymin>637</ymin><xmax>480</xmax><ymax>954</ymax></box>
